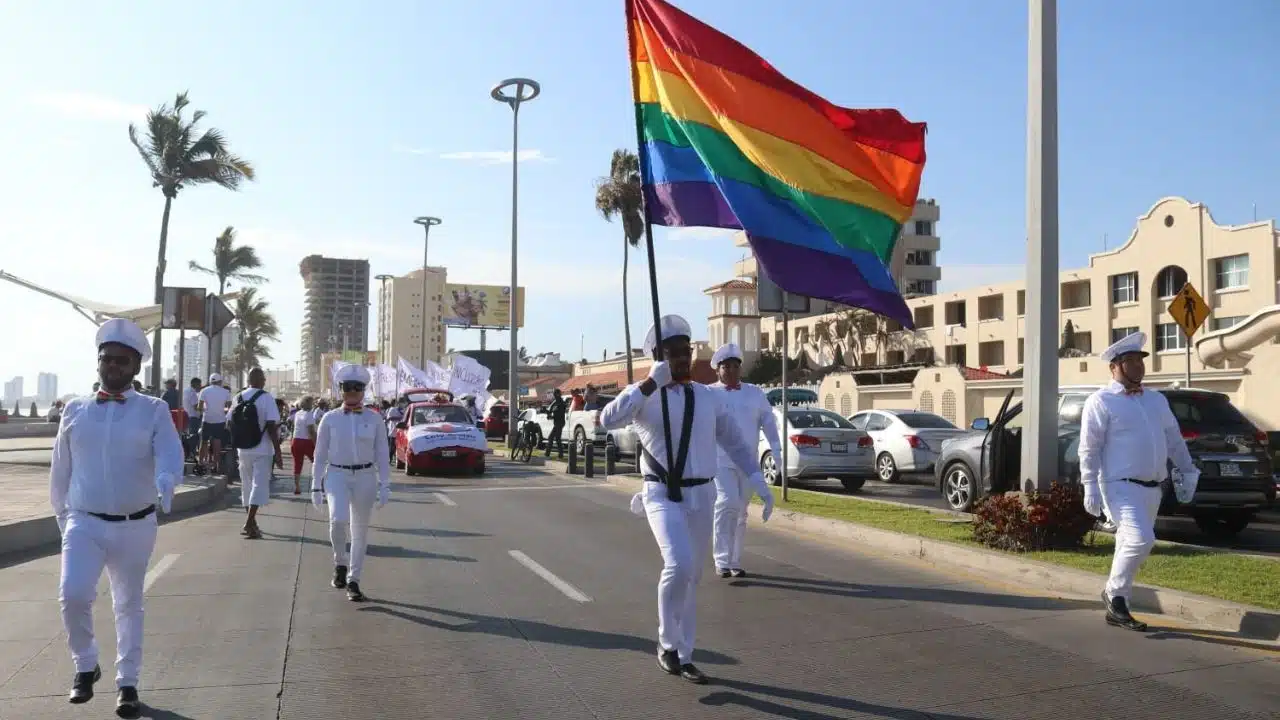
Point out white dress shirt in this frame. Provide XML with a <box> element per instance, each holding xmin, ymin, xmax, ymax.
<box><xmin>233</xmin><ymin>388</ymin><xmax>281</xmax><ymax>455</ymax></box>
<box><xmin>312</xmin><ymin>406</ymin><xmax>392</xmax><ymax>490</ymax></box>
<box><xmin>182</xmin><ymin>387</ymin><xmax>199</xmax><ymax>418</ymax></box>
<box><xmin>198</xmin><ymin>385</ymin><xmax>231</xmax><ymax>423</ymax></box>
<box><xmin>1078</xmin><ymin>381</ymin><xmax>1198</xmax><ymax>490</ymax></box>
<box><xmin>709</xmin><ymin>381</ymin><xmax>781</xmax><ymax>467</ymax></box>
<box><xmin>50</xmin><ymin>389</ymin><xmax>185</xmax><ymax>518</ymax></box>
<box><xmin>601</xmin><ymin>381</ymin><xmax>759</xmax><ymax>481</ymax></box>
<box><xmin>293</xmin><ymin>408</ymin><xmax>317</xmax><ymax>441</ymax></box>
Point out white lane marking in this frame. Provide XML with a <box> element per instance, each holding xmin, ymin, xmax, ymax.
<box><xmin>432</xmin><ymin>492</ymin><xmax>457</xmax><ymax>506</ymax></box>
<box><xmin>443</xmin><ymin>483</ymin><xmax>609</xmax><ymax>493</ymax></box>
<box><xmin>508</xmin><ymin>550</ymin><xmax>592</xmax><ymax>603</ymax></box>
<box><xmin>144</xmin><ymin>554</ymin><xmax>180</xmax><ymax>592</ymax></box>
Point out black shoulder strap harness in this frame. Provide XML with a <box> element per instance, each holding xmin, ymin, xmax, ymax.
<box><xmin>641</xmin><ymin>384</ymin><xmax>695</xmax><ymax>503</ymax></box>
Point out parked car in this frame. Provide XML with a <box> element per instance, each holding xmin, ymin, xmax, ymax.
<box><xmin>483</xmin><ymin>403</ymin><xmax>509</xmax><ymax>439</ymax></box>
<box><xmin>760</xmin><ymin>406</ymin><xmax>874</xmax><ymax>491</ymax></box>
<box><xmin>766</xmin><ymin>388</ymin><xmax>819</xmax><ymax>406</ymax></box>
<box><xmin>848</xmin><ymin>409</ymin><xmax>966</xmax><ymax>483</ymax></box>
<box><xmin>934</xmin><ymin>386</ymin><xmax>1274</xmax><ymax>537</ymax></box>
<box><xmin>393</xmin><ymin>400</ymin><xmax>488</xmax><ymax>476</ymax></box>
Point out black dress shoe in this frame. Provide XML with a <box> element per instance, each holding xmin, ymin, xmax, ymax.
<box><xmin>332</xmin><ymin>565</ymin><xmax>347</xmax><ymax>589</ymax></box>
<box><xmin>346</xmin><ymin>580</ymin><xmax>365</xmax><ymax>602</ymax></box>
<box><xmin>657</xmin><ymin>648</ymin><xmax>680</xmax><ymax>675</ymax></box>
<box><xmin>68</xmin><ymin>664</ymin><xmax>100</xmax><ymax>704</ymax></box>
<box><xmin>679</xmin><ymin>663</ymin><xmax>708</xmax><ymax>684</ymax></box>
<box><xmin>716</xmin><ymin>568</ymin><xmax>731</xmax><ymax>579</ymax></box>
<box><xmin>730</xmin><ymin>569</ymin><xmax>747</xmax><ymax>578</ymax></box>
<box><xmin>1102</xmin><ymin>591</ymin><xmax>1148</xmax><ymax>632</ymax></box>
<box><xmin>115</xmin><ymin>686</ymin><xmax>141</xmax><ymax>718</ymax></box>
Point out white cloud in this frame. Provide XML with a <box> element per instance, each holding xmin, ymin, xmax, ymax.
<box><xmin>938</xmin><ymin>264</ymin><xmax>1025</xmax><ymax>293</ymax></box>
<box><xmin>29</xmin><ymin>92</ymin><xmax>148</xmax><ymax>122</ymax></box>
<box><xmin>438</xmin><ymin>149</ymin><xmax>550</xmax><ymax>165</ymax></box>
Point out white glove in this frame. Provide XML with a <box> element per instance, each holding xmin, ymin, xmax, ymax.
<box><xmin>629</xmin><ymin>492</ymin><xmax>645</xmax><ymax>516</ymax></box>
<box><xmin>156</xmin><ymin>474</ymin><xmax>176</xmax><ymax>514</ymax></box>
<box><xmin>377</xmin><ymin>485</ymin><xmax>390</xmax><ymax>508</ymax></box>
<box><xmin>750</xmin><ymin>472</ymin><xmax>774</xmax><ymax>522</ymax></box>
<box><xmin>1172</xmin><ymin>467</ymin><xmax>1200</xmax><ymax>504</ymax></box>
<box><xmin>647</xmin><ymin>361</ymin><xmax>673</xmax><ymax>388</ymax></box>
<box><xmin>311</xmin><ymin>489</ymin><xmax>325</xmax><ymax>510</ymax></box>
<box><xmin>56</xmin><ymin>513</ymin><xmax>67</xmax><ymax>537</ymax></box>
<box><xmin>1082</xmin><ymin>483</ymin><xmax>1103</xmax><ymax>518</ymax></box>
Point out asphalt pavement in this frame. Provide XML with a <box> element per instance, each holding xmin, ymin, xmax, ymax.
<box><xmin>0</xmin><ymin>457</ymin><xmax>1275</xmax><ymax>718</ymax></box>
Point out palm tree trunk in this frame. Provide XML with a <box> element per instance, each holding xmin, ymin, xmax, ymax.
<box><xmin>622</xmin><ymin>234</ymin><xmax>634</xmax><ymax>384</ymax></box>
<box><xmin>149</xmin><ymin>195</ymin><xmax>174</xmax><ymax>392</ymax></box>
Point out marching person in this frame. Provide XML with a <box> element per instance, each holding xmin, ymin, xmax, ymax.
<box><xmin>707</xmin><ymin>342</ymin><xmax>780</xmax><ymax>579</ymax></box>
<box><xmin>291</xmin><ymin>396</ymin><xmax>318</xmax><ymax>495</ymax></box>
<box><xmin>600</xmin><ymin>315</ymin><xmax>773</xmax><ymax>684</ymax></box>
<box><xmin>230</xmin><ymin>368</ymin><xmax>283</xmax><ymax>539</ymax></box>
<box><xmin>50</xmin><ymin>318</ymin><xmax>184</xmax><ymax>717</ymax></box>
<box><xmin>311</xmin><ymin>365</ymin><xmax>392</xmax><ymax>602</ymax></box>
<box><xmin>1079</xmin><ymin>331</ymin><xmax>1199</xmax><ymax>632</ymax></box>
<box><xmin>196</xmin><ymin>373</ymin><xmax>231</xmax><ymax>476</ymax></box>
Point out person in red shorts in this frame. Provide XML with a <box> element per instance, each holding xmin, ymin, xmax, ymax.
<box><xmin>290</xmin><ymin>396</ymin><xmax>318</xmax><ymax>495</ymax></box>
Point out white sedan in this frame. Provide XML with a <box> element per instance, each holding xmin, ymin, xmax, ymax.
<box><xmin>848</xmin><ymin>409</ymin><xmax>966</xmax><ymax>483</ymax></box>
<box><xmin>759</xmin><ymin>406</ymin><xmax>875</xmax><ymax>492</ymax></box>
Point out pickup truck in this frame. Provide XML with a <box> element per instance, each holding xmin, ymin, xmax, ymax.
<box><xmin>516</xmin><ymin>396</ymin><xmax>616</xmax><ymax>456</ymax></box>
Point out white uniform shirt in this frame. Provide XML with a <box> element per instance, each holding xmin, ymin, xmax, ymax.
<box><xmin>601</xmin><ymin>381</ymin><xmax>759</xmax><ymax>481</ymax></box>
<box><xmin>709</xmin><ymin>381</ymin><xmax>781</xmax><ymax>468</ymax></box>
<box><xmin>313</xmin><ymin>406</ymin><xmax>392</xmax><ymax>490</ymax></box>
<box><xmin>50</xmin><ymin>389</ymin><xmax>185</xmax><ymax>517</ymax></box>
<box><xmin>1078</xmin><ymin>381</ymin><xmax>1197</xmax><ymax>490</ymax></box>
<box><xmin>293</xmin><ymin>408</ymin><xmax>317</xmax><ymax>441</ymax></box>
<box><xmin>232</xmin><ymin>388</ymin><xmax>281</xmax><ymax>455</ymax></box>
<box><xmin>198</xmin><ymin>384</ymin><xmax>232</xmax><ymax>423</ymax></box>
<box><xmin>182</xmin><ymin>387</ymin><xmax>199</xmax><ymax>418</ymax></box>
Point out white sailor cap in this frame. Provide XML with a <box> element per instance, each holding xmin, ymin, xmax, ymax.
<box><xmin>209</xmin><ymin>373</ymin><xmax>223</xmax><ymax>384</ymax></box>
<box><xmin>712</xmin><ymin>342</ymin><xmax>743</xmax><ymax>367</ymax></box>
<box><xmin>95</xmin><ymin>318</ymin><xmax>151</xmax><ymax>363</ymax></box>
<box><xmin>643</xmin><ymin>314</ymin><xmax>693</xmax><ymax>356</ymax></box>
<box><xmin>336</xmin><ymin>364</ymin><xmax>371</xmax><ymax>386</ymax></box>
<box><xmin>1100</xmin><ymin>331</ymin><xmax>1150</xmax><ymax>364</ymax></box>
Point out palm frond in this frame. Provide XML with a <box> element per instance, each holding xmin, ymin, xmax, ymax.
<box><xmin>188</xmin><ymin>260</ymin><xmax>217</xmax><ymax>277</ymax></box>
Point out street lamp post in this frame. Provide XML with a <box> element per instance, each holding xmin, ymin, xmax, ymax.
<box><xmin>414</xmin><ymin>217</ymin><xmax>442</xmax><ymax>368</ymax></box>
<box><xmin>375</xmin><ymin>273</ymin><xmax>394</xmax><ymax>364</ymax></box>
<box><xmin>491</xmin><ymin>77</ymin><xmax>540</xmax><ymax>447</ymax></box>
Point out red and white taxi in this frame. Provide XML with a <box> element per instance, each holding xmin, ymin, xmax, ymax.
<box><xmin>394</xmin><ymin>392</ymin><xmax>489</xmax><ymax>476</ymax></box>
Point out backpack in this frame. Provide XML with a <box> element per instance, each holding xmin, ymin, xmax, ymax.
<box><xmin>230</xmin><ymin>389</ymin><xmax>267</xmax><ymax>449</ymax></box>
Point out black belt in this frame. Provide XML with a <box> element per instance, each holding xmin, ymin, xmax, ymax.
<box><xmin>332</xmin><ymin>463</ymin><xmax>373</xmax><ymax>471</ymax></box>
<box><xmin>1121</xmin><ymin>478</ymin><xmax>1161</xmax><ymax>488</ymax></box>
<box><xmin>643</xmin><ymin>475</ymin><xmax>711</xmax><ymax>488</ymax></box>
<box><xmin>88</xmin><ymin>505</ymin><xmax>156</xmax><ymax>522</ymax></box>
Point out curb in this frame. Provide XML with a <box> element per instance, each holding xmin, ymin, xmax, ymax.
<box><xmin>0</xmin><ymin>476</ymin><xmax>228</xmax><ymax>559</ymax></box>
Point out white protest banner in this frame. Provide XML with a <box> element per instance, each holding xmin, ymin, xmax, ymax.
<box><xmin>449</xmin><ymin>354</ymin><xmax>492</xmax><ymax>412</ymax></box>
<box><xmin>371</xmin><ymin>364</ymin><xmax>399</xmax><ymax>399</ymax></box>
<box><xmin>396</xmin><ymin>357</ymin><xmax>431</xmax><ymax>390</ymax></box>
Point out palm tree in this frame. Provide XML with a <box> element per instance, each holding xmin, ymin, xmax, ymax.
<box><xmin>594</xmin><ymin>149</ymin><xmax>645</xmax><ymax>383</ymax></box>
<box><xmin>189</xmin><ymin>226</ymin><xmax>266</xmax><ymax>295</ymax></box>
<box><xmin>129</xmin><ymin>91</ymin><xmax>256</xmax><ymax>391</ymax></box>
<box><xmin>229</xmin><ymin>288</ymin><xmax>280</xmax><ymax>387</ymax></box>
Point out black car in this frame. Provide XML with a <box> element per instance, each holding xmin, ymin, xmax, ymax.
<box><xmin>934</xmin><ymin>386</ymin><xmax>1274</xmax><ymax>538</ymax></box>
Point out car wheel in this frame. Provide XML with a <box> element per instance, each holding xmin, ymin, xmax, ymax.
<box><xmin>942</xmin><ymin>462</ymin><xmax>976</xmax><ymax>512</ymax></box>
<box><xmin>1193</xmin><ymin>510</ymin><xmax>1252</xmax><ymax>539</ymax></box>
<box><xmin>473</xmin><ymin>458</ymin><xmax>485</xmax><ymax>476</ymax></box>
<box><xmin>840</xmin><ymin>476</ymin><xmax>866</xmax><ymax>492</ymax></box>
<box><xmin>573</xmin><ymin>427</ymin><xmax>587</xmax><ymax>458</ymax></box>
<box><xmin>761</xmin><ymin>451</ymin><xmax>781</xmax><ymax>486</ymax></box>
<box><xmin>876</xmin><ymin>452</ymin><xmax>900</xmax><ymax>483</ymax></box>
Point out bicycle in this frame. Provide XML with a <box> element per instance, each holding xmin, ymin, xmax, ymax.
<box><xmin>512</xmin><ymin>422</ymin><xmax>538</xmax><ymax>463</ymax></box>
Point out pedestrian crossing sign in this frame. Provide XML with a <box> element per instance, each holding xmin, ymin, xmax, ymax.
<box><xmin>1167</xmin><ymin>282</ymin><xmax>1210</xmax><ymax>338</ymax></box>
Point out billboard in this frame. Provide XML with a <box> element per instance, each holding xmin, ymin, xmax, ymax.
<box><xmin>443</xmin><ymin>283</ymin><xmax>525</xmax><ymax>328</ymax></box>
<box><xmin>161</xmin><ymin>287</ymin><xmax>207</xmax><ymax>331</ymax></box>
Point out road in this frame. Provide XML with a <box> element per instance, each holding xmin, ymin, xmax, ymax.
<box><xmin>1</xmin><ymin>457</ymin><xmax>1276</xmax><ymax>718</ymax></box>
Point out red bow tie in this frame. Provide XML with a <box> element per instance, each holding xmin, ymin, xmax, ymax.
<box><xmin>343</xmin><ymin>407</ymin><xmax>363</xmax><ymax>414</ymax></box>
<box><xmin>1123</xmin><ymin>386</ymin><xmax>1144</xmax><ymax>396</ymax></box>
<box><xmin>96</xmin><ymin>391</ymin><xmax>126</xmax><ymax>404</ymax></box>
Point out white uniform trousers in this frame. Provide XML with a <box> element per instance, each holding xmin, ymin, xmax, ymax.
<box><xmin>238</xmin><ymin>451</ymin><xmax>274</xmax><ymax>507</ymax></box>
<box><xmin>641</xmin><ymin>480</ymin><xmax>715</xmax><ymax>665</ymax></box>
<box><xmin>59</xmin><ymin>511</ymin><xmax>158</xmax><ymax>688</ymax></box>
<box><xmin>1103</xmin><ymin>480</ymin><xmax>1163</xmax><ymax>600</ymax></box>
<box><xmin>325</xmin><ymin>469</ymin><xmax>378</xmax><ymax>582</ymax></box>
<box><xmin>712</xmin><ymin>465</ymin><xmax>751</xmax><ymax>572</ymax></box>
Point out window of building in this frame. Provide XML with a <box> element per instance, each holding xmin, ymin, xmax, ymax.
<box><xmin>1155</xmin><ymin>266</ymin><xmax>1188</xmax><ymax>299</ymax></box>
<box><xmin>1110</xmin><ymin>272</ymin><xmax>1138</xmax><ymax>305</ymax></box>
<box><xmin>945</xmin><ymin>345</ymin><xmax>967</xmax><ymax>366</ymax></box>
<box><xmin>912</xmin><ymin>306</ymin><xmax>935</xmax><ymax>329</ymax></box>
<box><xmin>977</xmin><ymin>294</ymin><xmax>1004</xmax><ymax>321</ymax></box>
<box><xmin>824</xmin><ymin>394</ymin><xmax>835</xmax><ymax>411</ymax></box>
<box><xmin>839</xmin><ymin>394</ymin><xmax>853</xmax><ymax>416</ymax></box>
<box><xmin>1212</xmin><ymin>315</ymin><xmax>1246</xmax><ymax>331</ymax></box>
<box><xmin>1061</xmin><ymin>280</ymin><xmax>1091</xmax><ymax>310</ymax></box>
<box><xmin>913</xmin><ymin>220</ymin><xmax>932</xmax><ymax>236</ymax></box>
<box><xmin>1111</xmin><ymin>326</ymin><xmax>1139</xmax><ymax>344</ymax></box>
<box><xmin>1155</xmin><ymin>322</ymin><xmax>1187</xmax><ymax>351</ymax></box>
<box><xmin>919</xmin><ymin>390</ymin><xmax>934</xmax><ymax>413</ymax></box>
<box><xmin>940</xmin><ymin>390</ymin><xmax>957</xmax><ymax>424</ymax></box>
<box><xmin>1017</xmin><ymin>338</ymin><xmax>1024</xmax><ymax>364</ymax></box>
<box><xmin>944</xmin><ymin>300</ymin><xmax>966</xmax><ymax>326</ymax></box>
<box><xmin>978</xmin><ymin>340</ymin><xmax>1005</xmax><ymax>366</ymax></box>
<box><xmin>1213</xmin><ymin>254</ymin><xmax>1249</xmax><ymax>290</ymax></box>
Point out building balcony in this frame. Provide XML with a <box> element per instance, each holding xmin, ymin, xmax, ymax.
<box><xmin>901</xmin><ymin>234</ymin><xmax>940</xmax><ymax>252</ymax></box>
<box><xmin>902</xmin><ymin>264</ymin><xmax>942</xmax><ymax>282</ymax></box>
<box><xmin>734</xmin><ymin>256</ymin><xmax>758</xmax><ymax>278</ymax></box>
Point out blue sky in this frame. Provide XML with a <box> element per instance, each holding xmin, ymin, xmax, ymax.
<box><xmin>1</xmin><ymin>0</ymin><xmax>1277</xmax><ymax>396</ymax></box>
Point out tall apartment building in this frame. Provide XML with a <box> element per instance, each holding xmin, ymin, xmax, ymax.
<box><xmin>36</xmin><ymin>372</ymin><xmax>58</xmax><ymax>405</ymax></box>
<box><xmin>170</xmin><ymin>335</ymin><xmax>207</xmax><ymax>383</ymax></box>
<box><xmin>3</xmin><ymin>377</ymin><xmax>23</xmax><ymax>408</ymax></box>
<box><xmin>376</xmin><ymin>267</ymin><xmax>448</xmax><ymax>368</ymax></box>
<box><xmin>299</xmin><ymin>256</ymin><xmax>371</xmax><ymax>391</ymax></box>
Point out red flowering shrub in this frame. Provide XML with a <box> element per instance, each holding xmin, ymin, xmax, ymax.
<box><xmin>972</xmin><ymin>481</ymin><xmax>1096</xmax><ymax>552</ymax></box>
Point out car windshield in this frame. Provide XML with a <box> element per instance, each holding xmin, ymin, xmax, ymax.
<box><xmin>412</xmin><ymin>406</ymin><xmax>472</xmax><ymax>425</ymax></box>
<box><xmin>1163</xmin><ymin>392</ymin><xmax>1252</xmax><ymax>429</ymax></box>
<box><xmin>895</xmin><ymin>412</ymin><xmax>957</xmax><ymax>429</ymax></box>
<box><xmin>786</xmin><ymin>409</ymin><xmax>856</xmax><ymax>430</ymax></box>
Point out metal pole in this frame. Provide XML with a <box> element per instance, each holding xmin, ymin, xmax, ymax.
<box><xmin>492</xmin><ymin>78</ymin><xmax>540</xmax><ymax>448</ymax></box>
<box><xmin>177</xmin><ymin>328</ymin><xmax>186</xmax><ymax>392</ymax></box>
<box><xmin>1185</xmin><ymin>342</ymin><xmax>1192</xmax><ymax>387</ymax></box>
<box><xmin>1021</xmin><ymin>0</ymin><xmax>1060</xmax><ymax>494</ymax></box>
<box><xmin>781</xmin><ymin>293</ymin><xmax>790</xmax><ymax>502</ymax></box>
<box><xmin>414</xmin><ymin>217</ymin><xmax>442</xmax><ymax>367</ymax></box>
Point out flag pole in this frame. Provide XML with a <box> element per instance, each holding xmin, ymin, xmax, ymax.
<box><xmin>626</xmin><ymin>0</ymin><xmax>679</xmax><ymax>502</ymax></box>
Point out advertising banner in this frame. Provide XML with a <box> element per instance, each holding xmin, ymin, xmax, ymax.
<box><xmin>443</xmin><ymin>284</ymin><xmax>525</xmax><ymax>328</ymax></box>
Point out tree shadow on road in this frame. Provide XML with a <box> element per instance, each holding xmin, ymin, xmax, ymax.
<box><xmin>358</xmin><ymin>599</ymin><xmax>739</xmax><ymax>666</ymax></box>
<box><xmin>702</xmin><ymin>679</ymin><xmax>986</xmax><ymax>720</ymax></box>
<box><xmin>731</xmin><ymin>573</ymin><xmax>1097</xmax><ymax>611</ymax></box>
<box><xmin>364</xmin><ymin>544</ymin><xmax>476</xmax><ymax>562</ymax></box>
<box><xmin>368</xmin><ymin>526</ymin><xmax>489</xmax><ymax>539</ymax></box>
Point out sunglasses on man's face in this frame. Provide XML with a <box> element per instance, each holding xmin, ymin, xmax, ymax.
<box><xmin>98</xmin><ymin>354</ymin><xmax>133</xmax><ymax>367</ymax></box>
<box><xmin>340</xmin><ymin>382</ymin><xmax>367</xmax><ymax>393</ymax></box>
<box><xmin>663</xmin><ymin>344</ymin><xmax>694</xmax><ymax>358</ymax></box>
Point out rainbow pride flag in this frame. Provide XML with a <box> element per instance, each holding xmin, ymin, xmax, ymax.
<box><xmin>627</xmin><ymin>0</ymin><xmax>927</xmax><ymax>327</ymax></box>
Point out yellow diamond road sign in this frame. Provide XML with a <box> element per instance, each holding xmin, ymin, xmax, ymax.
<box><xmin>1167</xmin><ymin>282</ymin><xmax>1210</xmax><ymax>339</ymax></box>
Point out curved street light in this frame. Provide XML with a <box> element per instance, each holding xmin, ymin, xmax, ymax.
<box><xmin>491</xmin><ymin>78</ymin><xmax>540</xmax><ymax>446</ymax></box>
<box><xmin>413</xmin><ymin>216</ymin><xmax>442</xmax><ymax>367</ymax></box>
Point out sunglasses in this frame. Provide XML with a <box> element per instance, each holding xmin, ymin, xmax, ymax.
<box><xmin>340</xmin><ymin>382</ymin><xmax>367</xmax><ymax>393</ymax></box>
<box><xmin>662</xmin><ymin>345</ymin><xmax>693</xmax><ymax>358</ymax></box>
<box><xmin>98</xmin><ymin>354</ymin><xmax>134</xmax><ymax>367</ymax></box>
